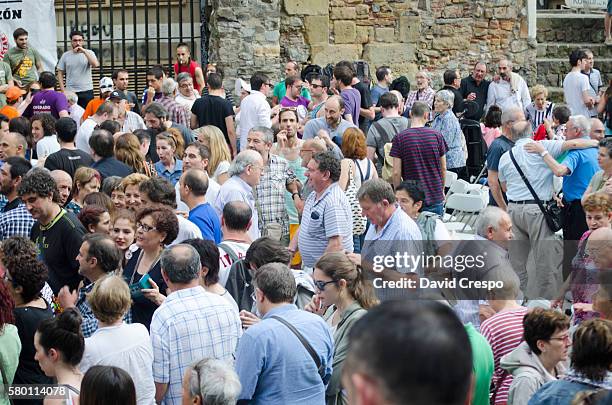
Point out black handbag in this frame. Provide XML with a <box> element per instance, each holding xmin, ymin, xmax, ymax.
<box><xmin>509</xmin><ymin>149</ymin><xmax>563</xmax><ymax>232</ymax></box>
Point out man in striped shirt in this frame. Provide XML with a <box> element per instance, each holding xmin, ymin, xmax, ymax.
<box><xmin>480</xmin><ymin>266</ymin><xmax>527</xmax><ymax>405</ymax></box>
<box><xmin>390</xmin><ymin>101</ymin><xmax>448</xmax><ymax>215</ymax></box>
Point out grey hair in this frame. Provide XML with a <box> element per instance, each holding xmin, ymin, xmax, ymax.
<box><xmin>188</xmin><ymin>358</ymin><xmax>241</xmax><ymax>405</ymax></box>
<box><xmin>176</xmin><ymin>72</ymin><xmax>192</xmax><ymax>84</ymax></box>
<box><xmin>417</xmin><ymin>70</ymin><xmax>431</xmax><ymax>82</ymax></box>
<box><xmin>228</xmin><ymin>149</ymin><xmax>261</xmax><ymax>177</ymax></box>
<box><xmin>510</xmin><ymin>121</ymin><xmax>532</xmax><ymax>140</ymax></box>
<box><xmin>501</xmin><ymin>107</ymin><xmax>524</xmax><ymax>126</ymax></box>
<box><xmin>356</xmin><ymin>178</ymin><xmax>396</xmax><ymax>204</ymax></box>
<box><xmin>253</xmin><ymin>262</ymin><xmax>297</xmax><ymax>304</ymax></box>
<box><xmin>161</xmin><ymin>78</ymin><xmax>178</xmax><ymax>96</ymax></box>
<box><xmin>64</xmin><ymin>90</ymin><xmax>78</xmax><ymax>104</ymax></box>
<box><xmin>483</xmin><ymin>264</ymin><xmax>521</xmax><ymax>300</ymax></box>
<box><xmin>475</xmin><ymin>206</ymin><xmax>508</xmax><ymax>237</ymax></box>
<box><xmin>499</xmin><ymin>57</ymin><xmax>513</xmax><ymax>68</ymax></box>
<box><xmin>249</xmin><ymin>126</ymin><xmax>274</xmax><ymax>144</ymax></box>
<box><xmin>569</xmin><ymin>115</ymin><xmax>591</xmax><ymax>136</ymax></box>
<box><xmin>143</xmin><ymin>102</ymin><xmax>168</xmax><ymax>120</ymax></box>
<box><xmin>435</xmin><ymin>90</ymin><xmax>454</xmax><ymax>108</ymax></box>
<box><xmin>160</xmin><ymin>244</ymin><xmax>201</xmax><ymax>284</ymax></box>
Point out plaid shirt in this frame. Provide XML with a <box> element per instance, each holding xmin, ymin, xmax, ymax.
<box><xmin>157</xmin><ymin>95</ymin><xmax>189</xmax><ymax>127</ymax></box>
<box><xmin>77</xmin><ymin>281</ymin><xmax>132</xmax><ymax>338</ymax></box>
<box><xmin>255</xmin><ymin>154</ymin><xmax>296</xmax><ymax>239</ymax></box>
<box><xmin>151</xmin><ymin>286</ymin><xmax>241</xmax><ymax>405</ymax></box>
<box><xmin>0</xmin><ymin>200</ymin><xmax>35</xmax><ymax>240</ymax></box>
<box><xmin>405</xmin><ymin>87</ymin><xmax>436</xmax><ymax>110</ymax></box>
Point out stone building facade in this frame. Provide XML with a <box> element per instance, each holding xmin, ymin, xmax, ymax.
<box><xmin>208</xmin><ymin>0</ymin><xmax>536</xmax><ymax>88</ymax></box>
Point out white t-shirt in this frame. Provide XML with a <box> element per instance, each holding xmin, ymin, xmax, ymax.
<box><xmin>217</xmin><ymin>240</ymin><xmax>251</xmax><ymax>287</ymax></box>
<box><xmin>433</xmin><ymin>218</ymin><xmax>451</xmax><ymax>247</ymax></box>
<box><xmin>80</xmin><ymin>323</ymin><xmax>155</xmax><ymax>405</ymax></box>
<box><xmin>563</xmin><ymin>71</ymin><xmax>591</xmax><ymax>117</ymax></box>
<box><xmin>172</xmin><ymin>214</ymin><xmax>202</xmax><ymax>245</ymax></box>
<box><xmin>36</xmin><ymin>135</ymin><xmax>61</xmax><ymax>158</ymax></box>
<box><xmin>75</xmin><ymin>117</ymin><xmax>97</xmax><ymax>152</ymax></box>
<box><xmin>213</xmin><ymin>160</ymin><xmax>231</xmax><ymax>183</ymax></box>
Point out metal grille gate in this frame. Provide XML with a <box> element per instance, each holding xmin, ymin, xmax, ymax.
<box><xmin>56</xmin><ymin>0</ymin><xmax>205</xmax><ymax>97</ymax></box>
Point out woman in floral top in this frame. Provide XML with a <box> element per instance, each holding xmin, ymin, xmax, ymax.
<box><xmin>432</xmin><ymin>89</ymin><xmax>467</xmax><ymax>179</ymax></box>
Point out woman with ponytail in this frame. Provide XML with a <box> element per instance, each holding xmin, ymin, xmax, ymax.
<box><xmin>34</xmin><ymin>308</ymin><xmax>85</xmax><ymax>404</ymax></box>
<box><xmin>305</xmin><ymin>252</ymin><xmax>379</xmax><ymax>405</ymax></box>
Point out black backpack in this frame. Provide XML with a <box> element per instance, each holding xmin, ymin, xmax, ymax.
<box><xmin>219</xmin><ymin>243</ymin><xmax>254</xmax><ymax>312</ymax></box>
<box><xmin>353</xmin><ymin>60</ymin><xmax>372</xmax><ymax>87</ymax></box>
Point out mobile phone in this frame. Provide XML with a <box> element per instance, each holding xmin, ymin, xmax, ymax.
<box><xmin>129</xmin><ymin>273</ymin><xmax>152</xmax><ymax>297</ymax></box>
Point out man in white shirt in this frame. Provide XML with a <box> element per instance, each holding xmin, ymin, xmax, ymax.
<box><xmin>485</xmin><ymin>58</ymin><xmax>531</xmax><ymax>113</ymax></box>
<box><xmin>564</xmin><ymin>49</ymin><xmax>595</xmax><ymax>118</ymax></box>
<box><xmin>75</xmin><ymin>102</ymin><xmax>118</xmax><ymax>153</ymax></box>
<box><xmin>237</xmin><ymin>72</ymin><xmax>273</xmax><ymax>151</ymax></box>
<box><xmin>217</xmin><ymin>201</ymin><xmax>252</xmax><ymax>287</ymax></box>
<box><xmin>175</xmin><ymin>143</ymin><xmax>219</xmax><ymax>212</ymax></box>
<box><xmin>582</xmin><ymin>49</ymin><xmax>602</xmax><ymax>118</ymax></box>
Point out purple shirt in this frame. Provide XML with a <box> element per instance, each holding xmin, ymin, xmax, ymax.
<box><xmin>23</xmin><ymin>90</ymin><xmax>70</xmax><ymax>119</ymax></box>
<box><xmin>280</xmin><ymin>96</ymin><xmax>309</xmax><ymax>109</ymax></box>
<box><xmin>341</xmin><ymin>88</ymin><xmax>361</xmax><ymax>126</ymax></box>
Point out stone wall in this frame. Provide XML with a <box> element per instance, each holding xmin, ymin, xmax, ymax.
<box><xmin>209</xmin><ymin>0</ymin><xmax>536</xmax><ymax>89</ymax></box>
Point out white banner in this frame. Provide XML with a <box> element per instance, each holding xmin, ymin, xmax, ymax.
<box><xmin>565</xmin><ymin>0</ymin><xmax>607</xmax><ymax>8</ymax></box>
<box><xmin>0</xmin><ymin>0</ymin><xmax>57</xmax><ymax>72</ymax></box>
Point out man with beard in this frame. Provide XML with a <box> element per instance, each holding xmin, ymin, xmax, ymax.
<box><xmin>0</xmin><ymin>157</ymin><xmax>34</xmax><ymax>239</ymax></box>
<box><xmin>3</xmin><ymin>28</ymin><xmax>42</xmax><ymax>89</ymax></box>
<box><xmin>19</xmin><ymin>168</ymin><xmax>86</xmax><ymax>293</ymax></box>
<box><xmin>247</xmin><ymin>126</ymin><xmax>299</xmax><ymax>244</ymax></box>
<box><xmin>57</xmin><ymin>30</ymin><xmax>100</xmax><ymax>108</ymax></box>
<box><xmin>485</xmin><ymin>58</ymin><xmax>531</xmax><ymax>113</ymax></box>
<box><xmin>302</xmin><ymin>96</ymin><xmax>357</xmax><ymax>146</ymax></box>
<box><xmin>175</xmin><ymin>143</ymin><xmax>220</xmax><ymax>212</ymax></box>
<box><xmin>143</xmin><ymin>102</ymin><xmax>194</xmax><ymax>162</ymax></box>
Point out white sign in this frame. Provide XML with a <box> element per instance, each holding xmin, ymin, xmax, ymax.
<box><xmin>565</xmin><ymin>0</ymin><xmax>607</xmax><ymax>9</ymax></box>
<box><xmin>0</xmin><ymin>0</ymin><xmax>57</xmax><ymax>72</ymax></box>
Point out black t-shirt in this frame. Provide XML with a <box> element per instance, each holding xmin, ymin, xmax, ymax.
<box><xmin>122</xmin><ymin>248</ymin><xmax>168</xmax><ymax>330</ymax></box>
<box><xmin>30</xmin><ymin>209</ymin><xmax>86</xmax><ymax>293</ymax></box>
<box><xmin>91</xmin><ymin>157</ymin><xmax>134</xmax><ymax>182</ymax></box>
<box><xmin>44</xmin><ymin>148</ymin><xmax>94</xmax><ymax>178</ymax></box>
<box><xmin>442</xmin><ymin>85</ymin><xmax>465</xmax><ymax>116</ymax></box>
<box><xmin>191</xmin><ymin>95</ymin><xmax>234</xmax><ymax>143</ymax></box>
<box><xmin>354</xmin><ymin>81</ymin><xmax>373</xmax><ymax>127</ymax></box>
<box><xmin>14</xmin><ymin>303</ymin><xmax>54</xmax><ymax>401</ymax></box>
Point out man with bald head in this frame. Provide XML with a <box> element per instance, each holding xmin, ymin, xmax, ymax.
<box><xmin>587</xmin><ymin>227</ymin><xmax>612</xmax><ymax>271</ymax></box>
<box><xmin>0</xmin><ymin>131</ymin><xmax>27</xmax><ymax>160</ymax></box>
<box><xmin>50</xmin><ymin>170</ymin><xmax>73</xmax><ymax>206</ymax></box>
<box><xmin>179</xmin><ymin>168</ymin><xmax>221</xmax><ymax>243</ymax></box>
<box><xmin>302</xmin><ymin>95</ymin><xmax>357</xmax><ymax>145</ymax></box>
<box><xmin>485</xmin><ymin>58</ymin><xmax>531</xmax><ymax>112</ymax></box>
<box><xmin>590</xmin><ymin>118</ymin><xmax>606</xmax><ymax>141</ymax></box>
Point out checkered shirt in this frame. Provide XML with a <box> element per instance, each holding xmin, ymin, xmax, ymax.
<box><xmin>157</xmin><ymin>95</ymin><xmax>189</xmax><ymax>127</ymax></box>
<box><xmin>0</xmin><ymin>202</ymin><xmax>35</xmax><ymax>240</ymax></box>
<box><xmin>151</xmin><ymin>286</ymin><xmax>241</xmax><ymax>405</ymax></box>
<box><xmin>405</xmin><ymin>87</ymin><xmax>436</xmax><ymax>110</ymax></box>
<box><xmin>255</xmin><ymin>154</ymin><xmax>296</xmax><ymax>239</ymax></box>
<box><xmin>77</xmin><ymin>281</ymin><xmax>132</xmax><ymax>338</ymax></box>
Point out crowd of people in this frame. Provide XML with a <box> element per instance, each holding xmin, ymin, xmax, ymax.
<box><xmin>0</xmin><ymin>26</ymin><xmax>610</xmax><ymax>405</ymax></box>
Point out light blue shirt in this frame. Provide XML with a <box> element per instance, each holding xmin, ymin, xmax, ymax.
<box><xmin>235</xmin><ymin>304</ymin><xmax>334</xmax><ymax>405</ymax></box>
<box><xmin>431</xmin><ymin>109</ymin><xmax>466</xmax><ymax>169</ymax></box>
<box><xmin>214</xmin><ymin>175</ymin><xmax>259</xmax><ymax>240</ymax></box>
<box><xmin>561</xmin><ymin>146</ymin><xmax>599</xmax><ymax>201</ymax></box>
<box><xmin>302</xmin><ymin>117</ymin><xmax>357</xmax><ymax>142</ymax></box>
<box><xmin>155</xmin><ymin>159</ymin><xmax>183</xmax><ymax>186</ymax></box>
<box><xmin>498</xmin><ymin>138</ymin><xmax>564</xmax><ymax>201</ymax></box>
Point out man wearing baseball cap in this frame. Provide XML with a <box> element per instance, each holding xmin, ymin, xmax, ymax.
<box><xmin>0</xmin><ymin>87</ymin><xmax>25</xmax><ymax>119</ymax></box>
<box><xmin>81</xmin><ymin>77</ymin><xmax>114</xmax><ymax>122</ymax></box>
<box><xmin>109</xmin><ymin>90</ymin><xmax>145</xmax><ymax>132</ymax></box>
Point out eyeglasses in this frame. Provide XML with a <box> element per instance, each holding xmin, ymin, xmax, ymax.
<box><xmin>136</xmin><ymin>222</ymin><xmax>157</xmax><ymax>233</ymax></box>
<box><xmin>549</xmin><ymin>335</ymin><xmax>571</xmax><ymax>343</ymax></box>
<box><xmin>314</xmin><ymin>279</ymin><xmax>336</xmax><ymax>291</ymax></box>
<box><xmin>310</xmin><ymin>84</ymin><xmax>324</xmax><ymax>89</ymax></box>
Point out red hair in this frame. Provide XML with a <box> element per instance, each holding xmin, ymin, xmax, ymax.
<box><xmin>0</xmin><ymin>280</ymin><xmax>15</xmax><ymax>327</ymax></box>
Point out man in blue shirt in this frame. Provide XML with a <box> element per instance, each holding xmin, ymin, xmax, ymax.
<box><xmin>235</xmin><ymin>262</ymin><xmax>333</xmax><ymax>405</ymax></box>
<box><xmin>179</xmin><ymin>169</ymin><xmax>221</xmax><ymax>243</ymax></box>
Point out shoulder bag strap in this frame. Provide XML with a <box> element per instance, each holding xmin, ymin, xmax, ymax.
<box><xmin>218</xmin><ymin>242</ymin><xmax>240</xmax><ymax>263</ymax></box>
<box><xmin>354</xmin><ymin>159</ymin><xmax>366</xmax><ymax>183</ymax></box>
<box><xmin>508</xmin><ymin>149</ymin><xmax>548</xmax><ymax>216</ymax></box>
<box><xmin>372</xmin><ymin>120</ymin><xmax>386</xmax><ymax>161</ymax></box>
<box><xmin>270</xmin><ymin>315</ymin><xmax>325</xmax><ymax>380</ymax></box>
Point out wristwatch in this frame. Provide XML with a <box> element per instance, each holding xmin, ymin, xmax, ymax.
<box><xmin>292</xmin><ymin>192</ymin><xmax>300</xmax><ymax>199</ymax></box>
<box><xmin>540</xmin><ymin>150</ymin><xmax>549</xmax><ymax>157</ymax></box>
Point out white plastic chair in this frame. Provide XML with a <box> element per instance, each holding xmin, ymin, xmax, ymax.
<box><xmin>443</xmin><ymin>193</ymin><xmax>487</xmax><ymax>233</ymax></box>
<box><xmin>445</xmin><ymin>170</ymin><xmax>458</xmax><ymax>189</ymax></box>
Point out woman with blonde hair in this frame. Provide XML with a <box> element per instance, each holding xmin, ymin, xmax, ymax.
<box><xmin>67</xmin><ymin>167</ymin><xmax>101</xmax><ymax>215</ymax></box>
<box><xmin>525</xmin><ymin>84</ymin><xmax>554</xmax><ymax>132</ymax></box>
<box><xmin>119</xmin><ymin>173</ymin><xmax>149</xmax><ymax>212</ymax></box>
<box><xmin>115</xmin><ymin>133</ymin><xmax>157</xmax><ymax>177</ymax></box>
<box><xmin>305</xmin><ymin>252</ymin><xmax>378</xmax><ymax>405</ymax></box>
<box><xmin>195</xmin><ymin>125</ymin><xmax>231</xmax><ymax>184</ymax></box>
<box><xmin>165</xmin><ymin>127</ymin><xmax>185</xmax><ymax>159</ymax></box>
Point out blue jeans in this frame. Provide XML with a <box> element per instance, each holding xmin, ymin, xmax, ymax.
<box><xmin>422</xmin><ymin>202</ymin><xmax>444</xmax><ymax>216</ymax></box>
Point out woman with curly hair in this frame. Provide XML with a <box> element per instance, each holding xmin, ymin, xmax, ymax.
<box><xmin>0</xmin><ymin>280</ymin><xmax>20</xmax><ymax>398</ymax></box>
<box><xmin>67</xmin><ymin>167</ymin><xmax>101</xmax><ymax>215</ymax></box>
<box><xmin>115</xmin><ymin>133</ymin><xmax>157</xmax><ymax>177</ymax></box>
<box><xmin>3</xmin><ymin>251</ymin><xmax>54</xmax><ymax>391</ymax></box>
<box><xmin>31</xmin><ymin>113</ymin><xmax>60</xmax><ymax>159</ymax></box>
<box><xmin>196</xmin><ymin>125</ymin><xmax>231</xmax><ymax>184</ymax></box>
<box><xmin>78</xmin><ymin>205</ymin><xmax>112</xmax><ymax>234</ymax></box>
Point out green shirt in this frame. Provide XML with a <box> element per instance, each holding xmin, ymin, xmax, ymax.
<box><xmin>273</xmin><ymin>81</ymin><xmax>311</xmax><ymax>102</ymax></box>
<box><xmin>3</xmin><ymin>46</ymin><xmax>41</xmax><ymax>87</ymax></box>
<box><xmin>465</xmin><ymin>323</ymin><xmax>494</xmax><ymax>405</ymax></box>
<box><xmin>0</xmin><ymin>61</ymin><xmax>12</xmax><ymax>108</ymax></box>
<box><xmin>0</xmin><ymin>324</ymin><xmax>21</xmax><ymax>405</ymax></box>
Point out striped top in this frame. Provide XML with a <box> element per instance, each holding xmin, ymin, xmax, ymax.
<box><xmin>479</xmin><ymin>306</ymin><xmax>528</xmax><ymax>405</ymax></box>
<box><xmin>389</xmin><ymin>127</ymin><xmax>448</xmax><ymax>206</ymax></box>
<box><xmin>525</xmin><ymin>101</ymin><xmax>554</xmax><ymax>132</ymax></box>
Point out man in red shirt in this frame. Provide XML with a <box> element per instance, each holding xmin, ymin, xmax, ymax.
<box><xmin>173</xmin><ymin>43</ymin><xmax>205</xmax><ymax>94</ymax></box>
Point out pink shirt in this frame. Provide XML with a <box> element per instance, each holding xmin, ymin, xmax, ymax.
<box><xmin>481</xmin><ymin>124</ymin><xmax>502</xmax><ymax>147</ymax></box>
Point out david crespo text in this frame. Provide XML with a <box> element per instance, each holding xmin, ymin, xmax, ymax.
<box><xmin>373</xmin><ymin>277</ymin><xmax>504</xmax><ymax>291</ymax></box>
